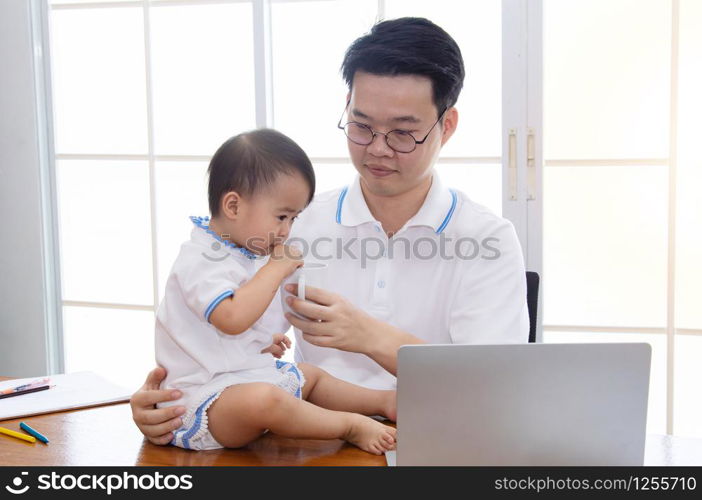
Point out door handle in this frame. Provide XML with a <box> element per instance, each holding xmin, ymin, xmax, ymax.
<box><xmin>527</xmin><ymin>127</ymin><xmax>536</xmax><ymax>201</ymax></box>
<box><xmin>508</xmin><ymin>128</ymin><xmax>517</xmax><ymax>200</ymax></box>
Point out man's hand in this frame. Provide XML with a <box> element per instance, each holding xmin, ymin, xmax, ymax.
<box><xmin>260</xmin><ymin>333</ymin><xmax>292</xmax><ymax>359</ymax></box>
<box><xmin>284</xmin><ymin>284</ymin><xmax>372</xmax><ymax>353</ymax></box>
<box><xmin>129</xmin><ymin>366</ymin><xmax>186</xmax><ymax>446</ymax></box>
<box><xmin>285</xmin><ymin>284</ymin><xmax>425</xmax><ymax>375</ymax></box>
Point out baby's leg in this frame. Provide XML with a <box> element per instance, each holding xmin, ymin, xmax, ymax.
<box><xmin>206</xmin><ymin>382</ymin><xmax>395</xmax><ymax>454</ymax></box>
<box><xmin>298</xmin><ymin>363</ymin><xmax>396</xmax><ymax>421</ymax></box>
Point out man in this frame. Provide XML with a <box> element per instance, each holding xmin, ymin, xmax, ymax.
<box><xmin>131</xmin><ymin>17</ymin><xmax>528</xmax><ymax>445</ymax></box>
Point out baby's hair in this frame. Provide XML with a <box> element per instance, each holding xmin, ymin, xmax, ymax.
<box><xmin>207</xmin><ymin>129</ymin><xmax>316</xmax><ymax>217</ymax></box>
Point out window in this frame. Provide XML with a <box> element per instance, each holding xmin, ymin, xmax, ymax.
<box><xmin>542</xmin><ymin>0</ymin><xmax>702</xmax><ymax>436</ymax></box>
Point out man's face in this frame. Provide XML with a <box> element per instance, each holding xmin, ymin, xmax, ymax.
<box><xmin>345</xmin><ymin>71</ymin><xmax>456</xmax><ymax>198</ymax></box>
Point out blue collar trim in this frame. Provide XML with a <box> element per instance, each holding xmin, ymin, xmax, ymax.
<box><xmin>435</xmin><ymin>190</ymin><xmax>458</xmax><ymax>234</ymax></box>
<box><xmin>190</xmin><ymin>216</ymin><xmax>259</xmax><ymax>260</ymax></box>
<box><xmin>335</xmin><ymin>186</ymin><xmax>349</xmax><ymax>224</ymax></box>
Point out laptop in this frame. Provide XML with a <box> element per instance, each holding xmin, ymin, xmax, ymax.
<box><xmin>389</xmin><ymin>343</ymin><xmax>651</xmax><ymax>466</ymax></box>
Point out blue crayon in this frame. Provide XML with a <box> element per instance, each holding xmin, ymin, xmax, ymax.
<box><xmin>19</xmin><ymin>422</ymin><xmax>49</xmax><ymax>444</ymax></box>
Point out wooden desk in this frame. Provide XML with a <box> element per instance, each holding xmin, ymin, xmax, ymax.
<box><xmin>0</xmin><ymin>402</ymin><xmax>387</xmax><ymax>466</ymax></box>
<box><xmin>2</xmin><ymin>377</ymin><xmax>701</xmax><ymax>467</ymax></box>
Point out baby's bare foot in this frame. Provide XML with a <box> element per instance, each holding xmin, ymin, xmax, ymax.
<box><xmin>344</xmin><ymin>414</ymin><xmax>397</xmax><ymax>455</ymax></box>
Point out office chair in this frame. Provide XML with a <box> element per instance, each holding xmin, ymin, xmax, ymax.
<box><xmin>526</xmin><ymin>271</ymin><xmax>540</xmax><ymax>343</ymax></box>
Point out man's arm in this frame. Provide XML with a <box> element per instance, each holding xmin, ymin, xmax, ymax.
<box><xmin>359</xmin><ymin>315</ymin><xmax>425</xmax><ymax>375</ymax></box>
<box><xmin>285</xmin><ymin>285</ymin><xmax>423</xmax><ymax>375</ymax></box>
<box><xmin>447</xmin><ymin>219</ymin><xmax>529</xmax><ymax>345</ymax></box>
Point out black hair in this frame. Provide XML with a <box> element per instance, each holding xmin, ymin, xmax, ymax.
<box><xmin>341</xmin><ymin>17</ymin><xmax>465</xmax><ymax>115</ymax></box>
<box><xmin>207</xmin><ymin>129</ymin><xmax>315</xmax><ymax>217</ymax></box>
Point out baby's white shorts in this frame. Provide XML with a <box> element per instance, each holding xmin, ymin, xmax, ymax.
<box><xmin>171</xmin><ymin>360</ymin><xmax>305</xmax><ymax>451</ymax></box>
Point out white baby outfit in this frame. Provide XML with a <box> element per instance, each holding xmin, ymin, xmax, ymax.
<box><xmin>155</xmin><ymin>216</ymin><xmax>304</xmax><ymax>450</ymax></box>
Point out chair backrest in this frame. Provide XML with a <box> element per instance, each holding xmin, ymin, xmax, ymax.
<box><xmin>526</xmin><ymin>271</ymin><xmax>540</xmax><ymax>343</ymax></box>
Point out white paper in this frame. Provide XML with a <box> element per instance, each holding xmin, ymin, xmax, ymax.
<box><xmin>0</xmin><ymin>371</ymin><xmax>131</xmax><ymax>421</ymax></box>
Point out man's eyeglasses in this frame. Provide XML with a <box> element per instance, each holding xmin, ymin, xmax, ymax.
<box><xmin>337</xmin><ymin>103</ymin><xmax>447</xmax><ymax>154</ymax></box>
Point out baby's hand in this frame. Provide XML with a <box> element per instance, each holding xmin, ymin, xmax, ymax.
<box><xmin>260</xmin><ymin>333</ymin><xmax>292</xmax><ymax>359</ymax></box>
<box><xmin>267</xmin><ymin>244</ymin><xmax>303</xmax><ymax>277</ymax></box>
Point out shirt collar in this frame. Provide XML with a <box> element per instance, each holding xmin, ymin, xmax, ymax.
<box><xmin>335</xmin><ymin>172</ymin><xmax>458</xmax><ymax>234</ymax></box>
<box><xmin>335</xmin><ymin>176</ymin><xmax>376</xmax><ymax>227</ymax></box>
<box><xmin>190</xmin><ymin>216</ymin><xmax>261</xmax><ymax>260</ymax></box>
<box><xmin>405</xmin><ymin>174</ymin><xmax>458</xmax><ymax>233</ymax></box>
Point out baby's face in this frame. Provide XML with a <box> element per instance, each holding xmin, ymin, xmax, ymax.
<box><xmin>237</xmin><ymin>172</ymin><xmax>311</xmax><ymax>255</ymax></box>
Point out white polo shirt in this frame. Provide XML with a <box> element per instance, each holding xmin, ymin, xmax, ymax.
<box><xmin>288</xmin><ymin>172</ymin><xmax>529</xmax><ymax>390</ymax></box>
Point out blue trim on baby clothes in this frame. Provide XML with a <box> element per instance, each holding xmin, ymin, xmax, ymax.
<box><xmin>204</xmin><ymin>290</ymin><xmax>234</xmax><ymax>322</ymax></box>
<box><xmin>276</xmin><ymin>360</ymin><xmax>302</xmax><ymax>398</ymax></box>
<box><xmin>190</xmin><ymin>216</ymin><xmax>259</xmax><ymax>260</ymax></box>
<box><xmin>175</xmin><ymin>392</ymin><xmax>218</xmax><ymax>450</ymax></box>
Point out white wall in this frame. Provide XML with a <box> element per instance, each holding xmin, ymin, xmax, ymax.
<box><xmin>0</xmin><ymin>0</ymin><xmax>60</xmax><ymax>376</ymax></box>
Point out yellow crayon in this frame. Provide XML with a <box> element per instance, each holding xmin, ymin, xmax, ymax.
<box><xmin>0</xmin><ymin>426</ymin><xmax>36</xmax><ymax>443</ymax></box>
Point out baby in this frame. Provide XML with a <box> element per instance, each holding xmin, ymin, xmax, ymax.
<box><xmin>155</xmin><ymin>129</ymin><xmax>396</xmax><ymax>454</ymax></box>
